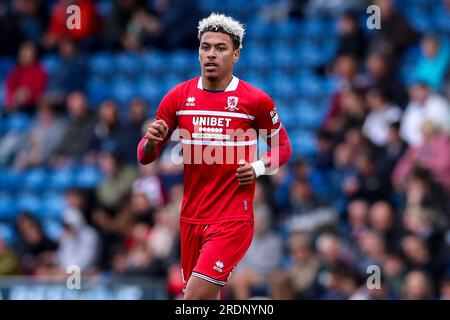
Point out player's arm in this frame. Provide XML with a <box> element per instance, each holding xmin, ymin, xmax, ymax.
<box><xmin>137</xmin><ymin>89</ymin><xmax>178</xmax><ymax>165</ymax></box>
<box><xmin>137</xmin><ymin>120</ymin><xmax>170</xmax><ymax>164</ymax></box>
<box><xmin>236</xmin><ymin>92</ymin><xmax>292</xmax><ymax>185</ymax></box>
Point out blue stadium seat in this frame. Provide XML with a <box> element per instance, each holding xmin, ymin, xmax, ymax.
<box><xmin>116</xmin><ymin>53</ymin><xmax>141</xmax><ymax>78</ymax></box>
<box><xmin>89</xmin><ymin>52</ymin><xmax>114</xmax><ymax>78</ymax></box>
<box><xmin>137</xmin><ymin>76</ymin><xmax>161</xmax><ymax>104</ymax></box>
<box><xmin>86</xmin><ymin>76</ymin><xmax>111</xmax><ymax>106</ymax></box>
<box><xmin>170</xmin><ymin>51</ymin><xmax>196</xmax><ymax>73</ymax></box>
<box><xmin>296</xmin><ymin>75</ymin><xmax>322</xmax><ymax>99</ymax></box>
<box><xmin>42</xmin><ymin>219</ymin><xmax>63</xmax><ymax>241</ymax></box>
<box><xmin>0</xmin><ymin>223</ymin><xmax>15</xmax><ymax>245</ymax></box>
<box><xmin>22</xmin><ymin>168</ymin><xmax>48</xmax><ymax>192</ymax></box>
<box><xmin>0</xmin><ymin>80</ymin><xmax>5</xmax><ymax>110</ymax></box>
<box><xmin>0</xmin><ymin>193</ymin><xmax>18</xmax><ymax>221</ymax></box>
<box><xmin>433</xmin><ymin>10</ymin><xmax>450</xmax><ymax>33</ymax></box>
<box><xmin>75</xmin><ymin>165</ymin><xmax>103</xmax><ymax>188</ymax></box>
<box><xmin>141</xmin><ymin>51</ymin><xmax>168</xmax><ymax>74</ymax></box>
<box><xmin>41</xmin><ymin>54</ymin><xmax>60</xmax><ymax>77</ymax></box>
<box><xmin>0</xmin><ymin>168</ymin><xmax>24</xmax><ymax>192</ymax></box>
<box><xmin>291</xmin><ymin>130</ymin><xmax>316</xmax><ymax>157</ymax></box>
<box><xmin>0</xmin><ymin>57</ymin><xmax>14</xmax><ymax>81</ymax></box>
<box><xmin>7</xmin><ymin>113</ymin><xmax>32</xmax><ymax>132</ymax></box>
<box><xmin>96</xmin><ymin>0</ymin><xmax>113</xmax><ymax>17</ymax></box>
<box><xmin>111</xmin><ymin>77</ymin><xmax>136</xmax><ymax>106</ymax></box>
<box><xmin>16</xmin><ymin>192</ymin><xmax>41</xmax><ymax>215</ymax></box>
<box><xmin>48</xmin><ymin>167</ymin><xmax>75</xmax><ymax>191</ymax></box>
<box><xmin>296</xmin><ymin>103</ymin><xmax>325</xmax><ymax>129</ymax></box>
<box><xmin>40</xmin><ymin>192</ymin><xmax>65</xmax><ymax>220</ymax></box>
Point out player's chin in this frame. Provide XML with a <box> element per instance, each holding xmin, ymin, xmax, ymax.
<box><xmin>203</xmin><ymin>69</ymin><xmax>220</xmax><ymax>78</ymax></box>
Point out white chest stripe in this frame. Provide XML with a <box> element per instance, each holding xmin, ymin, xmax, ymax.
<box><xmin>176</xmin><ymin>110</ymin><xmax>255</xmax><ymax>120</ymax></box>
<box><xmin>180</xmin><ymin>139</ymin><xmax>257</xmax><ymax>146</ymax></box>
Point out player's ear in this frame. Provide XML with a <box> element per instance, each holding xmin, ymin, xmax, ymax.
<box><xmin>232</xmin><ymin>49</ymin><xmax>240</xmax><ymax>64</ymax></box>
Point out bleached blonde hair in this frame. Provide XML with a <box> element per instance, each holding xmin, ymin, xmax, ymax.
<box><xmin>197</xmin><ymin>13</ymin><xmax>245</xmax><ymax>49</ymax></box>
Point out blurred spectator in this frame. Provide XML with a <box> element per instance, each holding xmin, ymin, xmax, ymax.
<box><xmin>402</xmin><ymin>270</ymin><xmax>435</xmax><ymax>300</ymax></box>
<box><xmin>440</xmin><ymin>277</ymin><xmax>450</xmax><ymax>300</ymax></box>
<box><xmin>55</xmin><ymin>207</ymin><xmax>101</xmax><ymax>272</ymax></box>
<box><xmin>377</xmin><ymin>121</ymin><xmax>407</xmax><ymax>176</ymax></box>
<box><xmin>400</xmin><ymin>82</ymin><xmax>450</xmax><ymax>146</ymax></box>
<box><xmin>14</xmin><ymin>97</ymin><xmax>65</xmax><ymax>169</ymax></box>
<box><xmin>355</xmin><ymin>229</ymin><xmax>387</xmax><ymax>272</ymax></box>
<box><xmin>345</xmin><ymin>199</ymin><xmax>369</xmax><ymax>247</ymax></box>
<box><xmin>96</xmin><ymin>151</ymin><xmax>138</xmax><ymax>210</ymax></box>
<box><xmin>414</xmin><ymin>35</ymin><xmax>450</xmax><ymax>92</ymax></box>
<box><xmin>381</xmin><ymin>253</ymin><xmax>406</xmax><ymax>298</ymax></box>
<box><xmin>0</xmin><ymin>2</ymin><xmax>24</xmax><ymax>56</ymax></box>
<box><xmin>119</xmin><ymin>222</ymin><xmax>167</xmax><ymax>276</ymax></box>
<box><xmin>344</xmin><ymin>149</ymin><xmax>391</xmax><ymax>203</ymax></box>
<box><xmin>285</xmin><ymin>178</ymin><xmax>336</xmax><ymax>233</ymax></box>
<box><xmin>44</xmin><ymin>0</ymin><xmax>102</xmax><ymax>50</ymax></box>
<box><xmin>394</xmin><ymin>120</ymin><xmax>450</xmax><ymax>192</ymax></box>
<box><xmin>46</xmin><ymin>39</ymin><xmax>88</xmax><ymax>103</ymax></box>
<box><xmin>368</xmin><ymin>201</ymin><xmax>400</xmax><ymax>252</ymax></box>
<box><xmin>132</xmin><ymin>163</ymin><xmax>166</xmax><ymax>208</ymax></box>
<box><xmin>5</xmin><ymin>42</ymin><xmax>47</xmax><ymax>112</ymax></box>
<box><xmin>12</xmin><ymin>0</ymin><xmax>49</xmax><ymax>44</ymax></box>
<box><xmin>364</xmin><ymin>52</ymin><xmax>408</xmax><ymax>108</ymax></box>
<box><xmin>324</xmin><ymin>55</ymin><xmax>365</xmax><ymax>133</ymax></box>
<box><xmin>15</xmin><ymin>213</ymin><xmax>58</xmax><ymax>274</ymax></box>
<box><xmin>0</xmin><ymin>239</ymin><xmax>21</xmax><ymax>275</ymax></box>
<box><xmin>362</xmin><ymin>86</ymin><xmax>402</xmax><ymax>147</ymax></box>
<box><xmin>51</xmin><ymin>91</ymin><xmax>96</xmax><ymax>166</ymax></box>
<box><xmin>304</xmin><ymin>0</ymin><xmax>363</xmax><ymax>17</ymax></box>
<box><xmin>87</xmin><ymin>100</ymin><xmax>122</xmax><ymax>158</ymax></box>
<box><xmin>369</xmin><ymin>0</ymin><xmax>420</xmax><ymax>62</ymax></box>
<box><xmin>229</xmin><ymin>205</ymin><xmax>282</xmax><ymax>299</ymax></box>
<box><xmin>129</xmin><ymin>192</ymin><xmax>155</xmax><ymax>226</ymax></box>
<box><xmin>328</xmin><ymin>88</ymin><xmax>367</xmax><ymax>139</ymax></box>
<box><xmin>270</xmin><ymin>231</ymin><xmax>320</xmax><ymax>299</ymax></box>
<box><xmin>118</xmin><ymin>98</ymin><xmax>147</xmax><ymax>164</ymax></box>
<box><xmin>147</xmin><ymin>0</ymin><xmax>201</xmax><ymax>49</ymax></box>
<box><xmin>336</xmin><ymin>10</ymin><xmax>367</xmax><ymax>59</ymax></box>
<box><xmin>105</xmin><ymin>0</ymin><xmax>155</xmax><ymax>51</ymax></box>
<box><xmin>402</xmin><ymin>207</ymin><xmax>445</xmax><ymax>258</ymax></box>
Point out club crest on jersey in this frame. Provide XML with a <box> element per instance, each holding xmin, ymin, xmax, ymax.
<box><xmin>225</xmin><ymin>96</ymin><xmax>239</xmax><ymax>111</ymax></box>
<box><xmin>186</xmin><ymin>96</ymin><xmax>195</xmax><ymax>107</ymax></box>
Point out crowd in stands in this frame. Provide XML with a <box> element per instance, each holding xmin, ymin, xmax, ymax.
<box><xmin>0</xmin><ymin>0</ymin><xmax>449</xmax><ymax>300</ymax></box>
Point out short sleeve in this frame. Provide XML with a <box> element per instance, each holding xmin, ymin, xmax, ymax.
<box><xmin>254</xmin><ymin>91</ymin><xmax>283</xmax><ymax>139</ymax></box>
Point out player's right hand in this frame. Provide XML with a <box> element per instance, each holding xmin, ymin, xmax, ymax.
<box><xmin>145</xmin><ymin>119</ymin><xmax>169</xmax><ymax>144</ymax></box>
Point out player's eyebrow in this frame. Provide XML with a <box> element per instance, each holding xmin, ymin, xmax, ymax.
<box><xmin>201</xmin><ymin>42</ymin><xmax>228</xmax><ymax>47</ymax></box>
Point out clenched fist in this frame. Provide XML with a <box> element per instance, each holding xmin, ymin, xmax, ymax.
<box><xmin>236</xmin><ymin>159</ymin><xmax>256</xmax><ymax>186</ymax></box>
<box><xmin>145</xmin><ymin>119</ymin><xmax>169</xmax><ymax>144</ymax></box>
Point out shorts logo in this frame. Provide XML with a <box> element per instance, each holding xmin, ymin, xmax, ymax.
<box><xmin>225</xmin><ymin>96</ymin><xmax>239</xmax><ymax>111</ymax></box>
<box><xmin>186</xmin><ymin>97</ymin><xmax>196</xmax><ymax>107</ymax></box>
<box><xmin>214</xmin><ymin>260</ymin><xmax>224</xmax><ymax>273</ymax></box>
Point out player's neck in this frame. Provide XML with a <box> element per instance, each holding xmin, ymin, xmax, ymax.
<box><xmin>201</xmin><ymin>74</ymin><xmax>233</xmax><ymax>91</ymax></box>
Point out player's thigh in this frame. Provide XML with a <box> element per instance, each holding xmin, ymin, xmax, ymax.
<box><xmin>194</xmin><ymin>220</ymin><xmax>254</xmax><ymax>284</ymax></box>
<box><xmin>180</xmin><ymin>222</ymin><xmax>202</xmax><ymax>285</ymax></box>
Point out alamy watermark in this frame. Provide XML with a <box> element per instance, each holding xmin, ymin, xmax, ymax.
<box><xmin>66</xmin><ymin>265</ymin><xmax>81</xmax><ymax>290</ymax></box>
<box><xmin>366</xmin><ymin>265</ymin><xmax>381</xmax><ymax>290</ymax></box>
<box><xmin>66</xmin><ymin>5</ymin><xmax>81</xmax><ymax>30</ymax></box>
<box><xmin>366</xmin><ymin>5</ymin><xmax>381</xmax><ymax>30</ymax></box>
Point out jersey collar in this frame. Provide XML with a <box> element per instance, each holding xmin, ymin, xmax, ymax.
<box><xmin>197</xmin><ymin>76</ymin><xmax>239</xmax><ymax>92</ymax></box>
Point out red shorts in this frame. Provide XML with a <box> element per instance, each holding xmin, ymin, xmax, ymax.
<box><xmin>180</xmin><ymin>220</ymin><xmax>254</xmax><ymax>289</ymax></box>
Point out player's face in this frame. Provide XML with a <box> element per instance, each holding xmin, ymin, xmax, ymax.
<box><xmin>199</xmin><ymin>32</ymin><xmax>240</xmax><ymax>80</ymax></box>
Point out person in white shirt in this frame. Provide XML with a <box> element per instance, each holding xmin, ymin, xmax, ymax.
<box><xmin>400</xmin><ymin>82</ymin><xmax>450</xmax><ymax>146</ymax></box>
<box><xmin>362</xmin><ymin>86</ymin><xmax>402</xmax><ymax>146</ymax></box>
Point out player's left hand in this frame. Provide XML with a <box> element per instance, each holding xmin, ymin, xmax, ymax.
<box><xmin>236</xmin><ymin>160</ymin><xmax>256</xmax><ymax>185</ymax></box>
